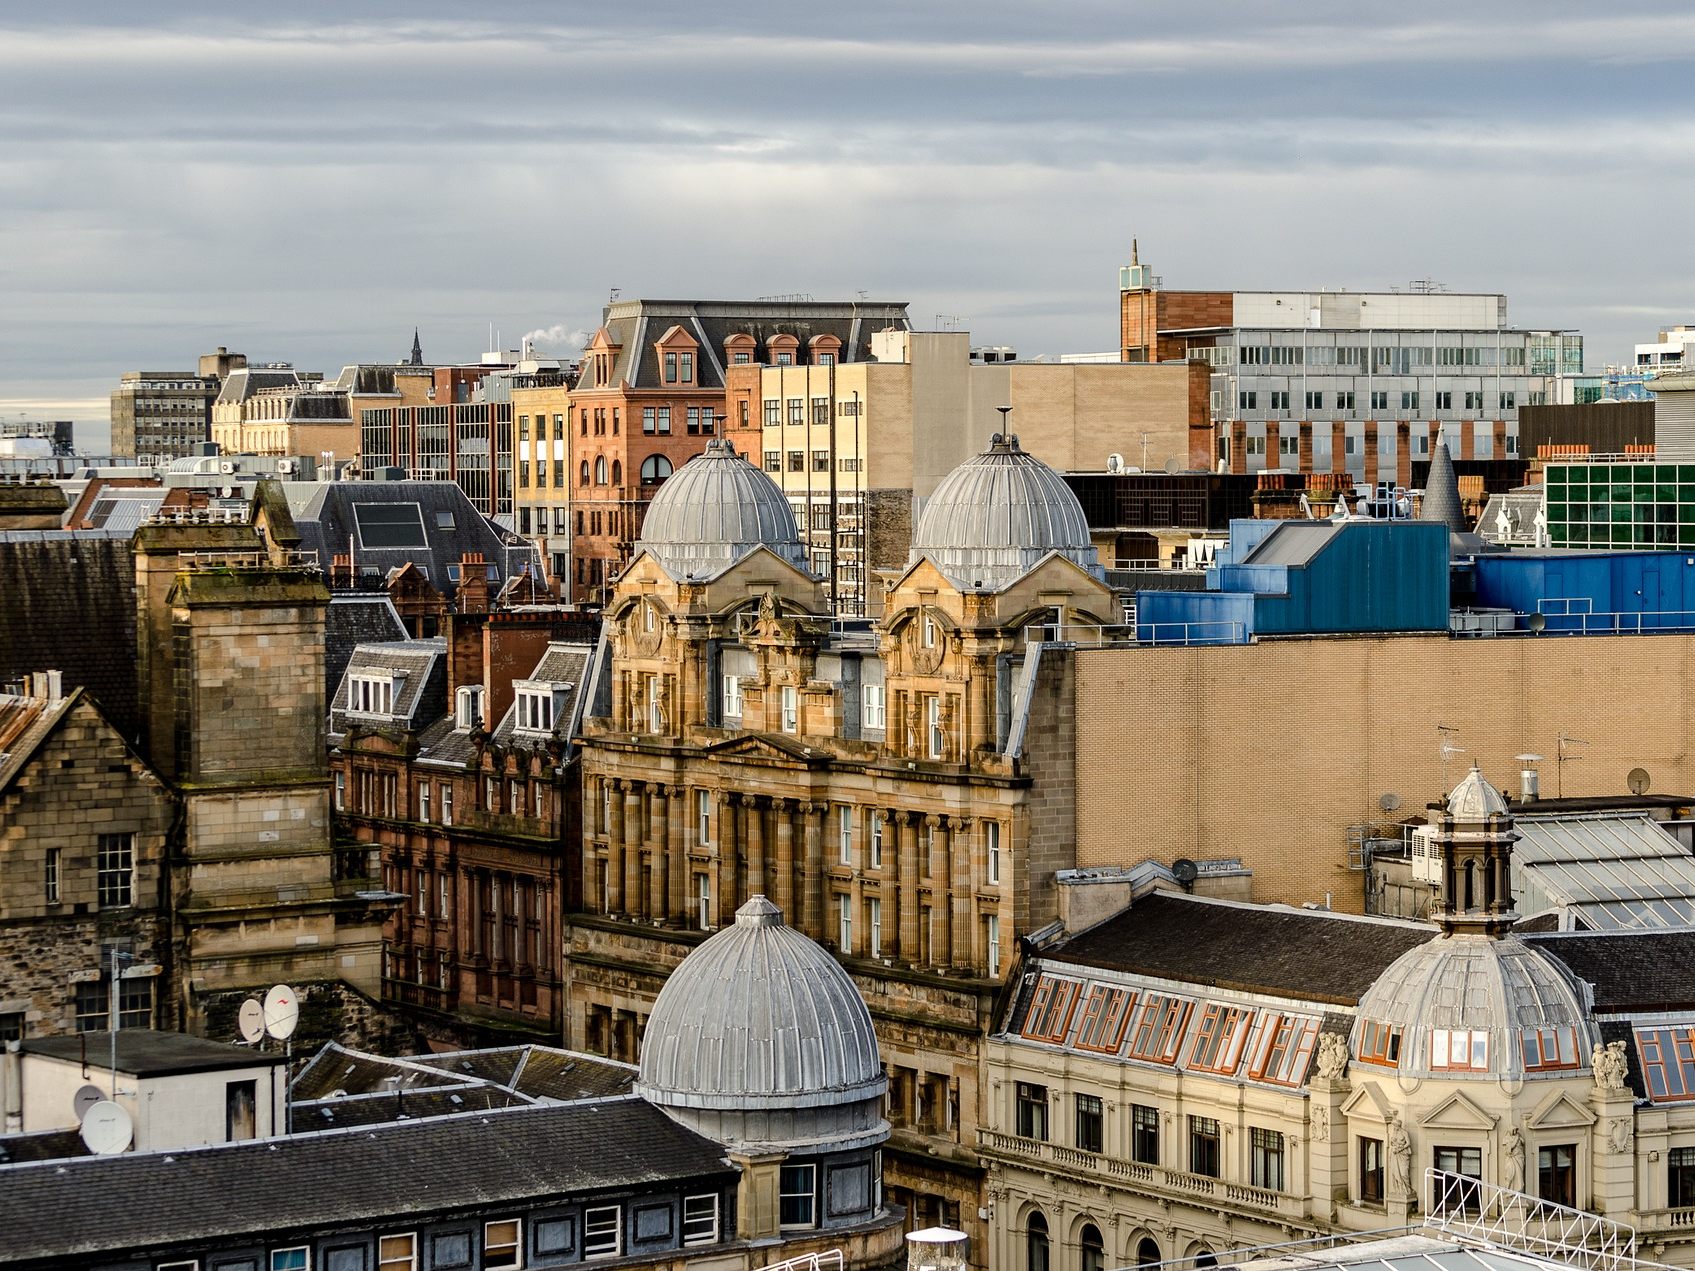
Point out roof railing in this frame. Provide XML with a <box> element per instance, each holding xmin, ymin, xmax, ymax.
<box><xmin>179</xmin><ymin>549</ymin><xmax>320</xmax><ymax>573</ymax></box>
<box><xmin>1425</xmin><ymin>1166</ymin><xmax>1636</xmax><ymax>1271</ymax></box>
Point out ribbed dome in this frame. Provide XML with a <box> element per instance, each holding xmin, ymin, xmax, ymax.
<box><xmin>1353</xmin><ymin>934</ymin><xmax>1598</xmax><ymax>1080</ymax></box>
<box><xmin>634</xmin><ymin>438</ymin><xmax>811</xmax><ymax>582</ymax></box>
<box><xmin>637</xmin><ymin>896</ymin><xmax>888</xmax><ymax>1152</ymax></box>
<box><xmin>910</xmin><ymin>433</ymin><xmax>1105</xmax><ymax>591</ymax></box>
<box><xmin>1447</xmin><ymin>764</ymin><xmax>1510</xmax><ymax>821</ymax></box>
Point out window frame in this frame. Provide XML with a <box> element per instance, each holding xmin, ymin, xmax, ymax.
<box><xmin>1131</xmin><ymin>1103</ymin><xmax>1160</xmax><ymax>1165</ymax></box>
<box><xmin>1250</xmin><ymin>1126</ymin><xmax>1285</xmax><ymax>1191</ymax></box>
<box><xmin>482</xmin><ymin>1218</ymin><xmax>521</xmax><ymax>1270</ymax></box>
<box><xmin>1015</xmin><ymin>1081</ymin><xmax>1049</xmax><ymax>1141</ymax></box>
<box><xmin>583</xmin><ymin>1203</ymin><xmax>622</xmax><ymax>1259</ymax></box>
<box><xmin>1189</xmin><ymin>1114</ymin><xmax>1222</xmax><ymax>1178</ymax></box>
<box><xmin>269</xmin><ymin>1250</ymin><xmax>310</xmax><ymax>1271</ymax></box>
<box><xmin>1359</xmin><ymin>1134</ymin><xmax>1385</xmax><ymax>1203</ymax></box>
<box><xmin>682</xmin><ymin>1193</ymin><xmax>720</xmax><ymax>1246</ymax></box>
<box><xmin>779</xmin><ymin>1162</ymin><xmax>818</xmax><ymax>1228</ymax></box>
<box><xmin>96</xmin><ymin>833</ymin><xmax>134</xmax><ymax>909</ymax></box>
<box><xmin>377</xmin><ymin>1233</ymin><xmax>417</xmax><ymax>1271</ymax></box>
<box><xmin>1538</xmin><ymin>1143</ymin><xmax>1577</xmax><ymax>1207</ymax></box>
<box><xmin>1075</xmin><ymin>1092</ymin><xmax>1104</xmax><ymax>1154</ymax></box>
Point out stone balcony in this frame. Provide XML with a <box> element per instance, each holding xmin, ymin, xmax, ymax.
<box><xmin>979</xmin><ymin>1129</ymin><xmax>1312</xmax><ymax>1225</ymax></box>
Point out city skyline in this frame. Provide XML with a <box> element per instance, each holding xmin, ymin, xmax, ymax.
<box><xmin>3</xmin><ymin>1</ymin><xmax>1693</xmax><ymax>435</ymax></box>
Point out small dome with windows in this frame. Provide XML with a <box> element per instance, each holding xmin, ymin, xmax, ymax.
<box><xmin>909</xmin><ymin>433</ymin><xmax>1104</xmax><ymax>592</ymax></box>
<box><xmin>633</xmin><ymin>438</ymin><xmax>811</xmax><ymax>582</ymax></box>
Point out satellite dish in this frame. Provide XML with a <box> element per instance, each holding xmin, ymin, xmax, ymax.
<box><xmin>1629</xmin><ymin>767</ymin><xmax>1652</xmax><ymax>795</ymax></box>
<box><xmin>263</xmin><ymin>985</ymin><xmax>300</xmax><ymax>1041</ymax></box>
<box><xmin>1379</xmin><ymin>792</ymin><xmax>1402</xmax><ymax>812</ymax></box>
<box><xmin>1527</xmin><ymin>613</ymin><xmax>1547</xmax><ymax>633</ymax></box>
<box><xmin>1106</xmin><ymin>453</ymin><xmax>1125</xmax><ymax>473</ymax></box>
<box><xmin>73</xmin><ymin>1084</ymin><xmax>104</xmax><ymax>1122</ymax></box>
<box><xmin>1163</xmin><ymin>457</ymin><xmax>1181</xmax><ymax>474</ymax></box>
<box><xmin>1171</xmin><ymin>858</ymin><xmax>1199</xmax><ymax>887</ymax></box>
<box><xmin>238</xmin><ymin>998</ymin><xmax>265</xmax><ymax>1045</ymax></box>
<box><xmin>79</xmin><ymin>1101</ymin><xmax>133</xmax><ymax>1156</ymax></box>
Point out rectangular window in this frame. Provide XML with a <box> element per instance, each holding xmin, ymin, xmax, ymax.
<box><xmin>1402</xmin><ymin>390</ymin><xmax>1421</xmax><ymax>411</ymax></box>
<box><xmin>1016</xmin><ymin>1081</ymin><xmax>1049</xmax><ymax>1141</ymax></box>
<box><xmin>680</xmin><ymin>352</ymin><xmax>693</xmax><ymax>382</ymax></box>
<box><xmin>788</xmin><ymin>450</ymin><xmax>804</xmax><ymax>472</ymax></box>
<box><xmin>1338</xmin><ymin>390</ymin><xmax>1356</xmax><ymax>410</ymax></box>
<box><xmin>867</xmin><ymin>896</ymin><xmax>883</xmax><ymax>957</ymax></box>
<box><xmin>1305</xmin><ymin>390</ymin><xmax>1323</xmax><ymax>410</ymax></box>
<box><xmin>1126</xmin><ymin>994</ymin><xmax>1193</xmax><ymax>1064</ymax></box>
<box><xmin>0</xmin><ymin>1012</ymin><xmax>22</xmax><ymax>1043</ymax></box>
<box><xmin>439</xmin><ymin>873</ymin><xmax>450</xmax><ymax>919</ymax></box>
<box><xmin>1435</xmin><ymin>390</ymin><xmax>1453</xmax><ymax>410</ymax></box>
<box><xmin>483</xmin><ymin>1219</ymin><xmax>521</xmax><ymax>1270</ymax></box>
<box><xmin>643</xmin><ymin>406</ymin><xmax>656</xmax><ymax>434</ymax></box>
<box><xmin>764</xmin><ymin>450</ymin><xmax>781</xmax><ymax>472</ymax></box>
<box><xmin>1268</xmin><ymin>390</ymin><xmax>1290</xmax><ymax>410</ymax></box>
<box><xmin>781</xmin><ymin>684</ymin><xmax>798</xmax><ymax>733</ymax></box>
<box><xmin>986</xmin><ymin>912</ymin><xmax>1001</xmax><ymax>977</ymax></box>
<box><xmin>721</xmin><ymin>674</ymin><xmax>743</xmax><ymax>720</ymax></box>
<box><xmin>1671</xmin><ymin>1146</ymin><xmax>1695</xmax><ymax>1208</ymax></box>
<box><xmin>1188</xmin><ymin>1004</ymin><xmax>1253</xmax><ymax>1074</ymax></box>
<box><xmin>838</xmin><ymin>805</ymin><xmax>853</xmax><ymax>863</ymax></box>
<box><xmin>347</xmin><ymin>672</ymin><xmax>394</xmax><ymax>716</ymax></box>
<box><xmin>584</xmin><ymin>1204</ymin><xmax>622</xmax><ymax>1258</ymax></box>
<box><xmin>1074</xmin><ymin>984</ymin><xmax>1135</xmax><ymax>1053</ymax></box>
<box><xmin>862</xmin><ymin>683</ymin><xmax>886</xmax><ymax>730</ymax></box>
<box><xmin>1247</xmin><ymin>1013</ymin><xmax>1321</xmax><ymax>1086</ymax></box>
<box><xmin>656</xmin><ymin>406</ymin><xmax>671</xmax><ymax>434</ymax></box>
<box><xmin>926</xmin><ymin>695</ymin><xmax>944</xmax><ymax>758</ymax></box>
<box><xmin>1075</xmin><ymin>1093</ymin><xmax>1104</xmax><ymax>1153</ymax></box>
<box><xmin>1238</xmin><ymin>390</ymin><xmax>1257</xmax><ymax>410</ymax></box>
<box><xmin>986</xmin><ymin>820</ymin><xmax>1002</xmax><ymax>885</ymax></box>
<box><xmin>440</xmin><ymin>784</ymin><xmax>453</xmax><ymax>827</ymax></box>
<box><xmin>417</xmin><ymin>784</ymin><xmax>430</xmax><ymax>824</ymax></box>
<box><xmin>812</xmin><ymin>448</ymin><xmax>829</xmax><ymax>472</ymax></box>
<box><xmin>838</xmin><ymin>892</ymin><xmax>853</xmax><ymax>951</ymax></box>
<box><xmin>1132</xmin><ymin>1104</ymin><xmax>1160</xmax><ymax>1165</ymax></box>
<box><xmin>1189</xmin><ymin>1115</ymin><xmax>1221</xmax><ymax>1177</ymax></box>
<box><xmin>516</xmin><ymin>689</ymin><xmax>553</xmax><ymax>732</ymax></box>
<box><xmin>97</xmin><ymin>833</ymin><xmax>134</xmax><ymax>908</ymax></box>
<box><xmin>45</xmin><ymin>848</ymin><xmax>60</xmax><ymax>904</ymax></box>
<box><xmin>270</xmin><ymin>1251</ymin><xmax>308</xmax><ymax>1271</ymax></box>
<box><xmin>682</xmin><ymin>1193</ymin><xmax>719</xmax><ymax>1246</ymax></box>
<box><xmin>869</xmin><ymin>812</ymin><xmax>884</xmax><ymax>867</ymax></box>
<box><xmin>1251</xmin><ymin>1127</ymin><xmax>1285</xmax><ymax>1191</ymax></box>
<box><xmin>1021</xmin><ymin>975</ymin><xmax>1082</xmax><ymax>1044</ymax></box>
<box><xmin>1434</xmin><ymin>1145</ymin><xmax>1484</xmax><ymax>1213</ymax></box>
<box><xmin>812</xmin><ymin>396</ymin><xmax>829</xmax><ymax>424</ymax></box>
<box><xmin>335</xmin><ymin>770</ymin><xmax>345</xmax><ymax>810</ymax></box>
<box><xmin>1360</xmin><ymin>1136</ymin><xmax>1385</xmax><ymax>1202</ymax></box>
<box><xmin>1539</xmin><ymin>1144</ymin><xmax>1576</xmax><ymax>1207</ymax></box>
<box><xmin>75</xmin><ymin>980</ymin><xmax>108</xmax><ymax>1032</ymax></box>
<box><xmin>119</xmin><ymin>976</ymin><xmax>153</xmax><ymax>1029</ymax></box>
<box><xmin>788</xmin><ymin>398</ymin><xmax>804</xmax><ymax>426</ymax></box>
<box><xmin>1637</xmin><ymin>1026</ymin><xmax>1695</xmax><ymax>1101</ymax></box>
<box><xmin>1371</xmin><ymin>390</ymin><xmax>1389</xmax><ymax>412</ymax></box>
<box><xmin>1430</xmin><ymin>1027</ymin><xmax>1490</xmax><ymax>1072</ymax></box>
<box><xmin>664</xmin><ymin>351</ymin><xmax>678</xmax><ymax>383</ymax></box>
<box><xmin>378</xmin><ymin>1234</ymin><xmax>417</xmax><ymax>1271</ymax></box>
<box><xmin>1501</xmin><ymin>391</ymin><xmax>1517</xmax><ymax>410</ymax></box>
<box><xmin>1356</xmin><ymin>1019</ymin><xmax>1402</xmax><ymax>1068</ymax></box>
<box><xmin>764</xmin><ymin>400</ymin><xmax>781</xmax><ymax>427</ymax></box>
<box><xmin>696</xmin><ymin>873</ymin><xmax>712</xmax><ymax>930</ymax></box>
<box><xmin>780</xmin><ymin>1162</ymin><xmax>817</xmax><ymax>1227</ymax></box>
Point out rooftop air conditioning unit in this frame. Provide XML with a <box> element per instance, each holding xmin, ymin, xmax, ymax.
<box><xmin>276</xmin><ymin>459</ymin><xmax>297</xmax><ymax>476</ymax></box>
<box><xmin>1410</xmin><ymin>824</ymin><xmax>1441</xmax><ymax>886</ymax></box>
<box><xmin>218</xmin><ymin>461</ymin><xmax>237</xmax><ymax>474</ymax></box>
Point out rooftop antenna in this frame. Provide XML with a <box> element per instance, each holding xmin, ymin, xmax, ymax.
<box><xmin>994</xmin><ymin>406</ymin><xmax>1012</xmax><ymax>446</ymax></box>
<box><xmin>1556</xmin><ymin>733</ymin><xmax>1587</xmax><ymax>798</ymax></box>
<box><xmin>1437</xmin><ymin>723</ymin><xmax>1464</xmax><ymax>795</ymax></box>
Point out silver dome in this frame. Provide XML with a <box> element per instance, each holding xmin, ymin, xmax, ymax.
<box><xmin>909</xmin><ymin>433</ymin><xmax>1105</xmax><ymax>591</ymax></box>
<box><xmin>1352</xmin><ymin>933</ymin><xmax>1598</xmax><ymax>1080</ymax></box>
<box><xmin>1446</xmin><ymin>764</ymin><xmax>1510</xmax><ymax>821</ymax></box>
<box><xmin>633</xmin><ymin>438</ymin><xmax>811</xmax><ymax>582</ymax></box>
<box><xmin>637</xmin><ymin>896</ymin><xmax>888</xmax><ymax>1153</ymax></box>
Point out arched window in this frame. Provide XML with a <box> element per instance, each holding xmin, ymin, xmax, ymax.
<box><xmin>1027</xmin><ymin>1212</ymin><xmax>1050</xmax><ymax>1271</ymax></box>
<box><xmin>578</xmin><ymin>461</ymin><xmax>590</xmax><ymax>486</ymax></box>
<box><xmin>1136</xmin><ymin>1239</ymin><xmax>1161</xmax><ymax>1268</ymax></box>
<box><xmin>641</xmin><ymin>455</ymin><xmax>673</xmax><ymax>484</ymax></box>
<box><xmin>594</xmin><ymin>456</ymin><xmax>607</xmax><ymax>485</ymax></box>
<box><xmin>1195</xmin><ymin>1254</ymin><xmax>1218</xmax><ymax>1269</ymax></box>
<box><xmin>611</xmin><ymin>459</ymin><xmax>622</xmax><ymax>486</ymax></box>
<box><xmin>1081</xmin><ymin>1225</ymin><xmax>1104</xmax><ymax>1271</ymax></box>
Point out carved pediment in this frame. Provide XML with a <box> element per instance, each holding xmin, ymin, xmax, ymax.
<box><xmin>699</xmin><ymin>733</ymin><xmax>819</xmax><ymax>764</ymax></box>
<box><xmin>1419</xmin><ymin>1090</ymin><xmax>1499</xmax><ymax>1131</ymax></box>
<box><xmin>1528</xmin><ymin>1089</ymin><xmax>1597</xmax><ymax>1131</ymax></box>
<box><xmin>1341</xmin><ymin>1081</ymin><xmax>1396</xmax><ymax>1124</ymax></box>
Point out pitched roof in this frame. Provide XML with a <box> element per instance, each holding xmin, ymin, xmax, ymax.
<box><xmin>1053</xmin><ymin>893</ymin><xmax>1437</xmax><ymax>1006</ymax></box>
<box><xmin>1524</xmin><ymin>929</ymin><xmax>1695</xmax><ymax>1012</ymax></box>
<box><xmin>329</xmin><ymin>638</ymin><xmax>448</xmax><ymax>732</ymax></box>
<box><xmin>0</xmin><ymin>1099</ymin><xmax>732</xmax><ymax>1263</ymax></box>
<box><xmin>324</xmin><ymin>595</ymin><xmax>408</xmax><ymax>707</ymax></box>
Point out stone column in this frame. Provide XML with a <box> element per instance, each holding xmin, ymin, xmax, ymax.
<box><xmin>933</xmin><ymin>816</ymin><xmax>953</xmax><ymax>968</ymax></box>
<box><xmin>667</xmin><ymin>785</ymin><xmax>688</xmax><ymax>926</ymax></box>
<box><xmin>1590</xmin><ymin>1071</ymin><xmax>1636</xmax><ymax>1219</ymax></box>
<box><xmin>648</xmin><ymin>785</ymin><xmax>669</xmax><ymax>922</ymax></box>
<box><xmin>801</xmin><ymin>802</ymin><xmax>825</xmax><ymax>936</ymax></box>
<box><xmin>746</xmin><ymin>796</ymin><xmax>767</xmax><ymax>902</ymax></box>
<box><xmin>606</xmin><ymin>779</ymin><xmax>626</xmax><ymax>913</ymax></box>
<box><xmin>717</xmin><ymin>793</ymin><xmax>740</xmax><ymax>926</ymax></box>
<box><xmin>898</xmin><ymin>811</ymin><xmax>921</xmax><ymax>962</ymax></box>
<box><xmin>773</xmin><ymin>799</ymin><xmax>796</xmax><ymax>918</ymax></box>
<box><xmin>582</xmin><ymin>783</ymin><xmax>600</xmax><ymax>913</ymax></box>
<box><xmin>952</xmin><ymin>817</ymin><xmax>975</xmax><ymax>970</ymax></box>
<box><xmin>622</xmin><ymin>781</ymin><xmax>643</xmax><ymax>918</ymax></box>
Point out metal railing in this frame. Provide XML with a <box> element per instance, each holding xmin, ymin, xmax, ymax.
<box><xmin>148</xmin><ymin>505</ymin><xmax>250</xmax><ymax>526</ymax></box>
<box><xmin>761</xmin><ymin>1250</ymin><xmax>843</xmax><ymax>1271</ymax></box>
<box><xmin>1138</xmin><ymin>619</ymin><xmax>1249</xmax><ymax>646</ymax></box>
<box><xmin>1425</xmin><ymin>1167</ymin><xmax>1636</xmax><ymax>1271</ymax></box>
<box><xmin>179</xmin><ymin>548</ymin><xmax>321</xmax><ymax>572</ymax></box>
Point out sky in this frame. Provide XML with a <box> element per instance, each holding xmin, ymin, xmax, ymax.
<box><xmin>2</xmin><ymin>2</ymin><xmax>1692</xmax><ymax>445</ymax></box>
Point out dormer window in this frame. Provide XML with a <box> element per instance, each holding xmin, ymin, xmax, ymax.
<box><xmin>515</xmin><ymin>680</ymin><xmax>576</xmax><ymax>735</ymax></box>
<box><xmin>767</xmin><ymin>333</ymin><xmax>800</xmax><ymax>367</ymax></box>
<box><xmin>347</xmin><ymin>671</ymin><xmax>399</xmax><ymax>717</ymax></box>
<box><xmin>724</xmin><ymin>332</ymin><xmax>757</xmax><ymax>366</ymax></box>
<box><xmin>454</xmin><ymin>685</ymin><xmax>484</xmax><ymax>730</ymax></box>
<box><xmin>809</xmin><ymin>333</ymin><xmax>843</xmax><ymax>367</ymax></box>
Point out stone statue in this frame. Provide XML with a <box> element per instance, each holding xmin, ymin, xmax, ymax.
<box><xmin>1592</xmin><ymin>1040</ymin><xmax>1629</xmax><ymax>1091</ymax></box>
<box><xmin>1504</xmin><ymin>1127</ymin><xmax>1525</xmax><ymax>1192</ymax></box>
<box><xmin>1388</xmin><ymin>1113</ymin><xmax>1412</xmax><ymax>1196</ymax></box>
<box><xmin>1310</xmin><ymin>1105</ymin><xmax>1330</xmax><ymax>1143</ymax></box>
<box><xmin>1316</xmin><ymin>1033</ymin><xmax>1350</xmax><ymax>1081</ymax></box>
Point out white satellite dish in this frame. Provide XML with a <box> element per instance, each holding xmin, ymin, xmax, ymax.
<box><xmin>238</xmin><ymin>998</ymin><xmax>265</xmax><ymax>1045</ymax></box>
<box><xmin>263</xmin><ymin>984</ymin><xmax>300</xmax><ymax>1041</ymax></box>
<box><xmin>1106</xmin><ymin>453</ymin><xmax>1125</xmax><ymax>473</ymax></box>
<box><xmin>73</xmin><ymin>1084</ymin><xmax>105</xmax><ymax>1122</ymax></box>
<box><xmin>79</xmin><ymin>1100</ymin><xmax>133</xmax><ymax>1156</ymax></box>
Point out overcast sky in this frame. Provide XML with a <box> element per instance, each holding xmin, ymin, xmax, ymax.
<box><xmin>3</xmin><ymin>2</ymin><xmax>1692</xmax><ymax>439</ymax></box>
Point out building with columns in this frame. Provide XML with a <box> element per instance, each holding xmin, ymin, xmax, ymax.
<box><xmin>981</xmin><ymin>767</ymin><xmax>1695</xmax><ymax>1271</ymax></box>
<box><xmin>567</xmin><ymin>432</ymin><xmax>1120</xmax><ymax>1261</ymax></box>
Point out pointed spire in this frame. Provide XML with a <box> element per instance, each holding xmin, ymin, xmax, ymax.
<box><xmin>1420</xmin><ymin>441</ymin><xmax>1469</xmax><ymax>534</ymax></box>
<box><xmin>408</xmin><ymin>328</ymin><xmax>423</xmax><ymax>366</ymax></box>
<box><xmin>1131</xmin><ymin>237</ymin><xmax>1139</xmax><ymax>265</ymax></box>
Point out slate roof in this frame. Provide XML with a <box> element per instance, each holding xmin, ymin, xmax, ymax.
<box><xmin>1054</xmin><ymin>893</ymin><xmax>1437</xmax><ymax>1006</ymax></box>
<box><xmin>22</xmin><ymin>1030</ymin><xmax>281</xmax><ymax>1077</ymax></box>
<box><xmin>0</xmin><ymin>532</ymin><xmax>140</xmax><ymax>744</ymax></box>
<box><xmin>490</xmin><ymin>642</ymin><xmax>594</xmax><ymax>747</ymax></box>
<box><xmin>0</xmin><ymin>1099</ymin><xmax>733</xmax><ymax>1264</ymax></box>
<box><xmin>329</xmin><ymin>639</ymin><xmax>448</xmax><ymax>733</ymax></box>
<box><xmin>0</xmin><ymin>1129</ymin><xmax>86</xmax><ymax>1166</ymax></box>
<box><xmin>0</xmin><ymin>688</ymin><xmax>73</xmax><ymax>793</ymax></box>
<box><xmin>587</xmin><ymin>298</ymin><xmax>909</xmax><ymax>392</ymax></box>
<box><xmin>1525</xmin><ymin>929</ymin><xmax>1695</xmax><ymax>1013</ymax></box>
<box><xmin>324</xmin><ymin>594</ymin><xmax>408</xmax><ymax>707</ymax></box>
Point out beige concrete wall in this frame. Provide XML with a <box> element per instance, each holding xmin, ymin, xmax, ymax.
<box><xmin>1073</xmin><ymin>634</ymin><xmax>1695</xmax><ymax>910</ymax></box>
<box><xmin>996</xmin><ymin>364</ymin><xmax>1195</xmax><ymax>475</ymax></box>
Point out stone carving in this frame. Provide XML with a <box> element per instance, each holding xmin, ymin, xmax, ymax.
<box><xmin>1310</xmin><ymin>1106</ymin><xmax>1330</xmax><ymax>1142</ymax></box>
<box><xmin>1388</xmin><ymin>1113</ymin><xmax>1412</xmax><ymax>1196</ymax></box>
<box><xmin>1315</xmin><ymin>1033</ymin><xmax>1350</xmax><ymax>1081</ymax></box>
<box><xmin>1504</xmin><ymin>1127</ymin><xmax>1524</xmax><ymax>1192</ymax></box>
<box><xmin>1592</xmin><ymin>1040</ymin><xmax>1629</xmax><ymax>1091</ymax></box>
<box><xmin>1607</xmin><ymin>1117</ymin><xmax>1633</xmax><ymax>1155</ymax></box>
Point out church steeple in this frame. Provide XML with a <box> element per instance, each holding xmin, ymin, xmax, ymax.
<box><xmin>1429</xmin><ymin>765</ymin><xmax>1519</xmax><ymax>938</ymax></box>
<box><xmin>407</xmin><ymin>328</ymin><xmax>423</xmax><ymax>366</ymax></box>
